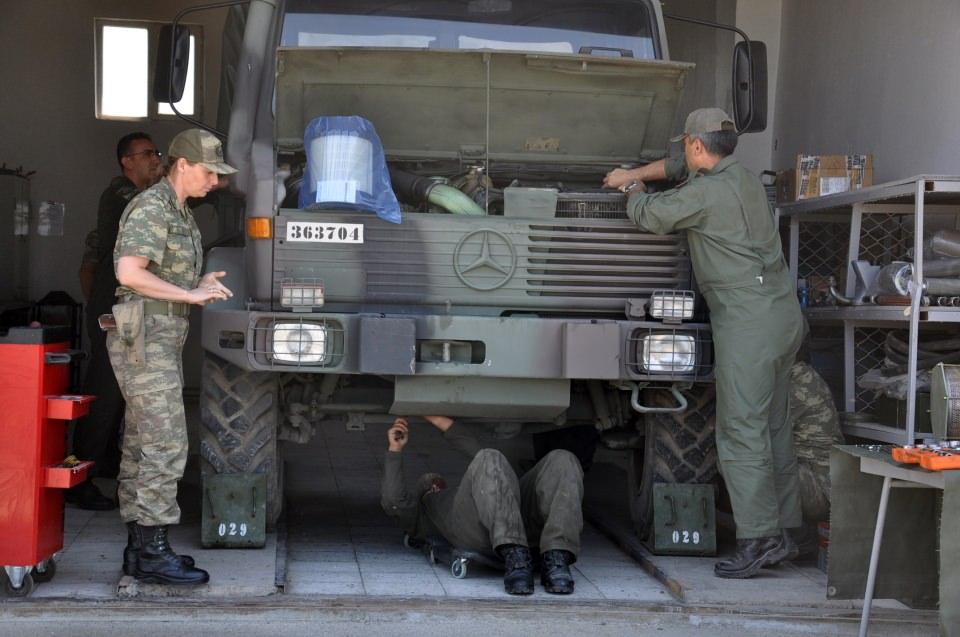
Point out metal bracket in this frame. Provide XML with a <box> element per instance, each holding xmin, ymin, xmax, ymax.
<box><xmin>620</xmin><ymin>381</ymin><xmax>688</xmax><ymax>414</ymax></box>
<box><xmin>832</xmin><ymin>260</ymin><xmax>882</xmax><ymax>305</ymax></box>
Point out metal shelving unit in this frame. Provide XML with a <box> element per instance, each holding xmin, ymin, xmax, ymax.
<box><xmin>778</xmin><ymin>176</ymin><xmax>960</xmax><ymax>444</ymax></box>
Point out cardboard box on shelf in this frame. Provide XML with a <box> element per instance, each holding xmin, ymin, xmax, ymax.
<box><xmin>776</xmin><ymin>154</ymin><xmax>874</xmax><ymax>203</ymax></box>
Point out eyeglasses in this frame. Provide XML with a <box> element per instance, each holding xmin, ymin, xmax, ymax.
<box><xmin>125</xmin><ymin>149</ymin><xmax>162</xmax><ymax>159</ymax></box>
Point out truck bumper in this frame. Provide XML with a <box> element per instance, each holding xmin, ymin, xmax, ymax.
<box><xmin>202</xmin><ymin>309</ymin><xmax>713</xmax><ymax>383</ymax></box>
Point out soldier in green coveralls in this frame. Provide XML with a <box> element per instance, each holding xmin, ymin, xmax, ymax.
<box><xmin>107</xmin><ymin>129</ymin><xmax>236</xmax><ymax>585</ymax></box>
<box><xmin>604</xmin><ymin>108</ymin><xmax>806</xmax><ymax>579</ymax></box>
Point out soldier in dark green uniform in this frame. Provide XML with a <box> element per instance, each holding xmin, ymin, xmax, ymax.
<box><xmin>604</xmin><ymin>108</ymin><xmax>806</xmax><ymax>579</ymax></box>
<box><xmin>69</xmin><ymin>132</ymin><xmax>163</xmax><ymax>511</ymax></box>
<box><xmin>107</xmin><ymin>129</ymin><xmax>236</xmax><ymax>585</ymax></box>
<box><xmin>382</xmin><ymin>416</ymin><xmax>584</xmax><ymax>595</ymax></box>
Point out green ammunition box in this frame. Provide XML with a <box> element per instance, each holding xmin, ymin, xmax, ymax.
<box><xmin>650</xmin><ymin>483</ymin><xmax>716</xmax><ymax>556</ymax></box>
<box><xmin>201</xmin><ymin>473</ymin><xmax>267</xmax><ymax>548</ymax></box>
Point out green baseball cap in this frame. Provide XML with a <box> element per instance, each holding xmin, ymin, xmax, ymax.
<box><xmin>168</xmin><ymin>128</ymin><xmax>238</xmax><ymax>174</ymax></box>
<box><xmin>670</xmin><ymin>107</ymin><xmax>736</xmax><ymax>142</ymax></box>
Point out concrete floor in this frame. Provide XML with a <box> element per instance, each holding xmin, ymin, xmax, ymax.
<box><xmin>0</xmin><ymin>406</ymin><xmax>939</xmax><ymax>635</ymax></box>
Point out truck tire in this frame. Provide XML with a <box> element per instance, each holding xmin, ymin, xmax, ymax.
<box><xmin>200</xmin><ymin>351</ymin><xmax>283</xmax><ymax>526</ymax></box>
<box><xmin>628</xmin><ymin>385</ymin><xmax>717</xmax><ymax>538</ymax></box>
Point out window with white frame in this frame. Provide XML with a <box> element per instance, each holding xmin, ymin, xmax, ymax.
<box><xmin>95</xmin><ymin>18</ymin><xmax>203</xmax><ymax>120</ymax></box>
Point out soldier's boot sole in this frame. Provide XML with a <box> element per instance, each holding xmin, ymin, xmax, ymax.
<box><xmin>133</xmin><ymin>566</ymin><xmax>210</xmax><ymax>585</ymax></box>
<box><xmin>123</xmin><ymin>548</ymin><xmax>196</xmax><ymax>576</ymax></box>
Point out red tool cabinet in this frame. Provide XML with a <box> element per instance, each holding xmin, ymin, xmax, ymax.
<box><xmin>0</xmin><ymin>326</ymin><xmax>94</xmax><ymax>596</ymax></box>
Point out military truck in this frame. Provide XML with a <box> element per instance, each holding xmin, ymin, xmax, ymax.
<box><xmin>160</xmin><ymin>0</ymin><xmax>766</xmax><ymax>534</ymax></box>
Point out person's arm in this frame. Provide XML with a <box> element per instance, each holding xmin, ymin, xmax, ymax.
<box><xmin>380</xmin><ymin>418</ymin><xmax>419</xmax><ymax>518</ymax></box>
<box><xmin>603</xmin><ymin>154</ymin><xmax>689</xmax><ymax>191</ymax></box>
<box><xmin>116</xmin><ymin>257</ymin><xmax>228</xmax><ymax>305</ymax></box>
<box><xmin>114</xmin><ymin>203</ymin><xmax>231</xmax><ymax>305</ymax></box>
<box><xmin>625</xmin><ymin>179</ymin><xmax>707</xmax><ymax>235</ymax></box>
<box><xmin>424</xmin><ymin>416</ymin><xmax>484</xmax><ymax>459</ymax></box>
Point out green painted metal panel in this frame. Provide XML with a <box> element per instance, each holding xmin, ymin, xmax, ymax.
<box><xmin>202</xmin><ymin>473</ymin><xmax>267</xmax><ymax>548</ymax></box>
<box><xmin>650</xmin><ymin>483</ymin><xmax>716</xmax><ymax>556</ymax></box>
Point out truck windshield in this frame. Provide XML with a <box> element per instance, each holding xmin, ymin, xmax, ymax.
<box><xmin>282</xmin><ymin>0</ymin><xmax>657</xmax><ymax>59</ymax></box>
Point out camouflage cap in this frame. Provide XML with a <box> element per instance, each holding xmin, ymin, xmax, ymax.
<box><xmin>168</xmin><ymin>128</ymin><xmax>238</xmax><ymax>174</ymax></box>
<box><xmin>670</xmin><ymin>107</ymin><xmax>736</xmax><ymax>142</ymax></box>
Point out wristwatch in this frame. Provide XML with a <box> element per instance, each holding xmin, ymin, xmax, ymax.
<box><xmin>620</xmin><ymin>180</ymin><xmax>643</xmax><ymax>194</ymax></box>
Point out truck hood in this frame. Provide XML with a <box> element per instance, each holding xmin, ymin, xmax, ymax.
<box><xmin>275</xmin><ymin>47</ymin><xmax>692</xmax><ymax>165</ymax></box>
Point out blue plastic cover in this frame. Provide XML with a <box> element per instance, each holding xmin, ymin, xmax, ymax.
<box><xmin>299</xmin><ymin>115</ymin><xmax>401</xmax><ymax>224</ymax></box>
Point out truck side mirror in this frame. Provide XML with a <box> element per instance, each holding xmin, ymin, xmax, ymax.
<box><xmin>732</xmin><ymin>40</ymin><xmax>767</xmax><ymax>133</ymax></box>
<box><xmin>154</xmin><ymin>24</ymin><xmax>191</xmax><ymax>104</ymax></box>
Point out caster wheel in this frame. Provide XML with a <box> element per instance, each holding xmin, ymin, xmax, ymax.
<box><xmin>403</xmin><ymin>534</ymin><xmax>413</xmax><ymax>549</ymax></box>
<box><xmin>33</xmin><ymin>559</ymin><xmax>56</xmax><ymax>583</ymax></box>
<box><xmin>428</xmin><ymin>549</ymin><xmax>438</xmax><ymax>565</ymax></box>
<box><xmin>451</xmin><ymin>558</ymin><xmax>468</xmax><ymax>579</ymax></box>
<box><xmin>3</xmin><ymin>572</ymin><xmax>34</xmax><ymax>597</ymax></box>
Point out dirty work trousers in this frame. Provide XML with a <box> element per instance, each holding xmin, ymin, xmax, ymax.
<box><xmin>425</xmin><ymin>449</ymin><xmax>585</xmax><ymax>558</ymax></box>
<box><xmin>107</xmin><ymin>315</ymin><xmax>190</xmax><ymax>526</ymax></box>
<box><xmin>706</xmin><ymin>271</ymin><xmax>805</xmax><ymax>539</ymax></box>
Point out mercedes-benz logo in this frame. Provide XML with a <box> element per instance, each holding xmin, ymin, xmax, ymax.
<box><xmin>453</xmin><ymin>229</ymin><xmax>517</xmax><ymax>291</ymax></box>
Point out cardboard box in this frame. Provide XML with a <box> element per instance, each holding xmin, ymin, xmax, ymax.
<box><xmin>796</xmin><ymin>154</ymin><xmax>873</xmax><ymax>200</ymax></box>
<box><xmin>776</xmin><ymin>154</ymin><xmax>873</xmax><ymax>203</ymax></box>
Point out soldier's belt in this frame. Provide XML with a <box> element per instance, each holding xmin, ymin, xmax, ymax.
<box><xmin>142</xmin><ymin>300</ymin><xmax>191</xmax><ymax>317</ymax></box>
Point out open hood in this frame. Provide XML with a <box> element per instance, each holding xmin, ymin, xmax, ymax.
<box><xmin>275</xmin><ymin>47</ymin><xmax>692</xmax><ymax>165</ymax></box>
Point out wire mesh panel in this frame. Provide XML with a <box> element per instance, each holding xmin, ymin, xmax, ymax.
<box><xmin>854</xmin><ymin>327</ymin><xmax>892</xmax><ymax>413</ymax></box>
<box><xmin>858</xmin><ymin>213</ymin><xmax>914</xmax><ymax>265</ymax></box>
<box><xmin>796</xmin><ymin>218</ymin><xmax>850</xmax><ymax>286</ymax></box>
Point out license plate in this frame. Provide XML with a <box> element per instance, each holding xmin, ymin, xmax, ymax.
<box><xmin>285</xmin><ymin>221</ymin><xmax>364</xmax><ymax>243</ymax></box>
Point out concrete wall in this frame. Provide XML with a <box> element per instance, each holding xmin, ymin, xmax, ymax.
<box><xmin>0</xmin><ymin>0</ymin><xmax>228</xmax><ymax>305</ymax></box>
<box><xmin>774</xmin><ymin>0</ymin><xmax>960</xmax><ymax>181</ymax></box>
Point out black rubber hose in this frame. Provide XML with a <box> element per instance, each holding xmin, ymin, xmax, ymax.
<box><xmin>389</xmin><ymin>167</ymin><xmax>436</xmax><ymax>204</ymax></box>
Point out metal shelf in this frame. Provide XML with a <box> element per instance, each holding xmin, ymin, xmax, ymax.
<box><xmin>778</xmin><ymin>175</ymin><xmax>960</xmax><ymax>445</ymax></box>
<box><xmin>840</xmin><ymin>420</ymin><xmax>915</xmax><ymax>445</ymax></box>
<box><xmin>804</xmin><ymin>305</ymin><xmax>960</xmax><ymax>324</ymax></box>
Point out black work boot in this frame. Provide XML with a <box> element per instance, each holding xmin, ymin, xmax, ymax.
<box><xmin>135</xmin><ymin>524</ymin><xmax>209</xmax><ymax>585</ymax></box>
<box><xmin>540</xmin><ymin>550</ymin><xmax>575</xmax><ymax>594</ymax></box>
<box><xmin>498</xmin><ymin>545</ymin><xmax>534</xmax><ymax>595</ymax></box>
<box><xmin>714</xmin><ymin>535</ymin><xmax>789</xmax><ymax>579</ymax></box>
<box><xmin>779</xmin><ymin>528</ymin><xmax>800</xmax><ymax>564</ymax></box>
<box><xmin>123</xmin><ymin>522</ymin><xmax>196</xmax><ymax>576</ymax></box>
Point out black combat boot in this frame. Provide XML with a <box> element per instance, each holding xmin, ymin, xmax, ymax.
<box><xmin>134</xmin><ymin>524</ymin><xmax>209</xmax><ymax>585</ymax></box>
<box><xmin>123</xmin><ymin>522</ymin><xmax>196</xmax><ymax>576</ymax></box>
<box><xmin>498</xmin><ymin>545</ymin><xmax>534</xmax><ymax>595</ymax></box>
<box><xmin>714</xmin><ymin>535</ymin><xmax>789</xmax><ymax>579</ymax></box>
<box><xmin>540</xmin><ymin>550</ymin><xmax>575</xmax><ymax>594</ymax></box>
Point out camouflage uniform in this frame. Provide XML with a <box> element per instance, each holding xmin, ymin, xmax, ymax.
<box><xmin>73</xmin><ymin>176</ymin><xmax>140</xmax><ymax>479</ymax></box>
<box><xmin>789</xmin><ymin>362</ymin><xmax>844</xmax><ymax>521</ymax></box>
<box><xmin>107</xmin><ymin>177</ymin><xmax>202</xmax><ymax>526</ymax></box>
<box><xmin>381</xmin><ymin>423</ymin><xmax>584</xmax><ymax>558</ymax></box>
